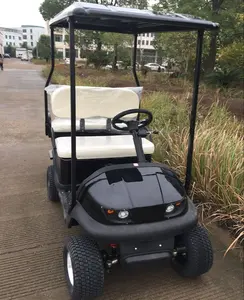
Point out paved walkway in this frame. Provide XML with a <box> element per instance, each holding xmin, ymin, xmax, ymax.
<box><xmin>0</xmin><ymin>59</ymin><xmax>243</xmax><ymax>300</ymax></box>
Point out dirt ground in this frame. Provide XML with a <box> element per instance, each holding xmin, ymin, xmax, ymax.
<box><xmin>0</xmin><ymin>58</ymin><xmax>243</xmax><ymax>300</ymax></box>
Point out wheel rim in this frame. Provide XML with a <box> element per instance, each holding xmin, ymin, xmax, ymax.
<box><xmin>67</xmin><ymin>252</ymin><xmax>74</xmax><ymax>286</ymax></box>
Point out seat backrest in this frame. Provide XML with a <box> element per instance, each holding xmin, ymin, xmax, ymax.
<box><xmin>51</xmin><ymin>86</ymin><xmax>141</xmax><ymax>119</ymax></box>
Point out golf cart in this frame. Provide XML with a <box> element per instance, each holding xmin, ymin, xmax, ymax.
<box><xmin>44</xmin><ymin>2</ymin><xmax>219</xmax><ymax>299</ymax></box>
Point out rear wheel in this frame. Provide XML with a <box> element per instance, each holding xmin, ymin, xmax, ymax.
<box><xmin>172</xmin><ymin>224</ymin><xmax>213</xmax><ymax>277</ymax></box>
<box><xmin>63</xmin><ymin>236</ymin><xmax>104</xmax><ymax>300</ymax></box>
<box><xmin>47</xmin><ymin>165</ymin><xmax>59</xmax><ymax>202</ymax></box>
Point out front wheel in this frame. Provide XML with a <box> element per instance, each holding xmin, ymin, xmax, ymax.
<box><xmin>172</xmin><ymin>224</ymin><xmax>213</xmax><ymax>277</ymax></box>
<box><xmin>63</xmin><ymin>236</ymin><xmax>104</xmax><ymax>300</ymax></box>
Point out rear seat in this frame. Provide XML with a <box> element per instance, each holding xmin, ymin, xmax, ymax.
<box><xmin>45</xmin><ymin>85</ymin><xmax>143</xmax><ymax>133</ymax></box>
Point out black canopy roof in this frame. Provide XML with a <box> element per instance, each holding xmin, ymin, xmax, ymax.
<box><xmin>49</xmin><ymin>2</ymin><xmax>219</xmax><ymax>34</ymax></box>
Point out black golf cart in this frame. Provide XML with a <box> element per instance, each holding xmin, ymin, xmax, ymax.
<box><xmin>44</xmin><ymin>2</ymin><xmax>219</xmax><ymax>299</ymax></box>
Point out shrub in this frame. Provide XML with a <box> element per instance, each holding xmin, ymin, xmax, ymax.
<box><xmin>205</xmin><ymin>67</ymin><xmax>243</xmax><ymax>87</ymax></box>
<box><xmin>87</xmin><ymin>50</ymin><xmax>110</xmax><ymax>69</ymax></box>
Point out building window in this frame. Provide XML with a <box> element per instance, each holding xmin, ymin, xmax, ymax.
<box><xmin>55</xmin><ymin>34</ymin><xmax>63</xmax><ymax>42</ymax></box>
<box><xmin>65</xmin><ymin>49</ymin><xmax>70</xmax><ymax>58</ymax></box>
<box><xmin>10</xmin><ymin>42</ymin><xmax>12</xmax><ymax>45</ymax></box>
<box><xmin>9</xmin><ymin>35</ymin><xmax>11</xmax><ymax>39</ymax></box>
<box><xmin>23</xmin><ymin>29</ymin><xmax>26</xmax><ymax>33</ymax></box>
<box><xmin>31</xmin><ymin>35</ymin><xmax>33</xmax><ymax>40</ymax></box>
<box><xmin>150</xmin><ymin>41</ymin><xmax>153</xmax><ymax>45</ymax></box>
<box><xmin>146</xmin><ymin>41</ymin><xmax>149</xmax><ymax>45</ymax></box>
<box><xmin>19</xmin><ymin>37</ymin><xmax>21</xmax><ymax>40</ymax></box>
<box><xmin>147</xmin><ymin>33</ymin><xmax>149</xmax><ymax>37</ymax></box>
<box><xmin>30</xmin><ymin>29</ymin><xmax>33</xmax><ymax>33</ymax></box>
<box><xmin>23</xmin><ymin>35</ymin><xmax>27</xmax><ymax>40</ymax></box>
<box><xmin>13</xmin><ymin>36</ymin><xmax>15</xmax><ymax>39</ymax></box>
<box><xmin>142</xmin><ymin>40</ymin><xmax>144</xmax><ymax>45</ymax></box>
<box><xmin>5</xmin><ymin>35</ymin><xmax>7</xmax><ymax>39</ymax></box>
<box><xmin>138</xmin><ymin>40</ymin><xmax>141</xmax><ymax>45</ymax></box>
<box><xmin>13</xmin><ymin>42</ymin><xmax>15</xmax><ymax>46</ymax></box>
<box><xmin>31</xmin><ymin>42</ymin><xmax>33</xmax><ymax>46</ymax></box>
<box><xmin>6</xmin><ymin>42</ymin><xmax>8</xmax><ymax>45</ymax></box>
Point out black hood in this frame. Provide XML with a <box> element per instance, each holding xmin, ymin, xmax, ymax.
<box><xmin>83</xmin><ymin>165</ymin><xmax>185</xmax><ymax>210</ymax></box>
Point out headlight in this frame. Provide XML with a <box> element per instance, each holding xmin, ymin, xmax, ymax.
<box><xmin>118</xmin><ymin>210</ymin><xmax>129</xmax><ymax>219</ymax></box>
<box><xmin>165</xmin><ymin>204</ymin><xmax>175</xmax><ymax>213</ymax></box>
<box><xmin>164</xmin><ymin>199</ymin><xmax>187</xmax><ymax>218</ymax></box>
<box><xmin>103</xmin><ymin>208</ymin><xmax>131</xmax><ymax>224</ymax></box>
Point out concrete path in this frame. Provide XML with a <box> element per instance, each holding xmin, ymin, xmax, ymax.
<box><xmin>0</xmin><ymin>59</ymin><xmax>243</xmax><ymax>300</ymax></box>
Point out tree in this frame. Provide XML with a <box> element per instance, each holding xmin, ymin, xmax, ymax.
<box><xmin>153</xmin><ymin>32</ymin><xmax>198</xmax><ymax>74</ymax></box>
<box><xmin>37</xmin><ymin>35</ymin><xmax>55</xmax><ymax>62</ymax></box>
<box><xmin>4</xmin><ymin>45</ymin><xmax>16</xmax><ymax>57</ymax></box>
<box><xmin>39</xmin><ymin>0</ymin><xmax>75</xmax><ymax>21</ymax></box>
<box><xmin>153</xmin><ymin>0</ymin><xmax>244</xmax><ymax>72</ymax></box>
<box><xmin>20</xmin><ymin>42</ymin><xmax>28</xmax><ymax>49</ymax></box>
<box><xmin>103</xmin><ymin>33</ymin><xmax>131</xmax><ymax>70</ymax></box>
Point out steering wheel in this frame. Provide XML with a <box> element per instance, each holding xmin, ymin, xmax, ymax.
<box><xmin>112</xmin><ymin>108</ymin><xmax>153</xmax><ymax>132</ymax></box>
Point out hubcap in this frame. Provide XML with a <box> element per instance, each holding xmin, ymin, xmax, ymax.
<box><xmin>67</xmin><ymin>252</ymin><xmax>74</xmax><ymax>286</ymax></box>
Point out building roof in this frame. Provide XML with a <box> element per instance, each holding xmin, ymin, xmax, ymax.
<box><xmin>0</xmin><ymin>27</ymin><xmax>22</xmax><ymax>33</ymax></box>
<box><xmin>49</xmin><ymin>2</ymin><xmax>219</xmax><ymax>34</ymax></box>
<box><xmin>21</xmin><ymin>25</ymin><xmax>45</xmax><ymax>28</ymax></box>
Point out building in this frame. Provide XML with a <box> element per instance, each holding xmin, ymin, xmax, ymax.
<box><xmin>0</xmin><ymin>25</ymin><xmax>45</xmax><ymax>50</ymax></box>
<box><xmin>46</xmin><ymin>20</ymin><xmax>158</xmax><ymax>62</ymax></box>
<box><xmin>21</xmin><ymin>25</ymin><xmax>45</xmax><ymax>49</ymax></box>
<box><xmin>137</xmin><ymin>33</ymin><xmax>157</xmax><ymax>63</ymax></box>
<box><xmin>0</xmin><ymin>29</ymin><xmax>4</xmax><ymax>54</ymax></box>
<box><xmin>0</xmin><ymin>27</ymin><xmax>23</xmax><ymax>48</ymax></box>
<box><xmin>46</xmin><ymin>22</ymin><xmax>80</xmax><ymax>59</ymax></box>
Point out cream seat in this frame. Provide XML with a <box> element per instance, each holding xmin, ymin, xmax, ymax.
<box><xmin>48</xmin><ymin>85</ymin><xmax>143</xmax><ymax>132</ymax></box>
<box><xmin>55</xmin><ymin>135</ymin><xmax>155</xmax><ymax>160</ymax></box>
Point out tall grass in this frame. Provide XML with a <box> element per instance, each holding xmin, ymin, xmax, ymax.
<box><xmin>143</xmin><ymin>92</ymin><xmax>244</xmax><ymax>251</ymax></box>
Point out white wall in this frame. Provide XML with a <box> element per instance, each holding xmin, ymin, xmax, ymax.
<box><xmin>138</xmin><ymin>33</ymin><xmax>155</xmax><ymax>50</ymax></box>
<box><xmin>21</xmin><ymin>26</ymin><xmax>45</xmax><ymax>48</ymax></box>
<box><xmin>0</xmin><ymin>27</ymin><xmax>23</xmax><ymax>48</ymax></box>
<box><xmin>0</xmin><ymin>30</ymin><xmax>4</xmax><ymax>54</ymax></box>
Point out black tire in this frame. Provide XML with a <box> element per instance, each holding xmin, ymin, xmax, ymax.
<box><xmin>63</xmin><ymin>236</ymin><xmax>104</xmax><ymax>300</ymax></box>
<box><xmin>47</xmin><ymin>165</ymin><xmax>59</xmax><ymax>202</ymax></box>
<box><xmin>172</xmin><ymin>224</ymin><xmax>213</xmax><ymax>277</ymax></box>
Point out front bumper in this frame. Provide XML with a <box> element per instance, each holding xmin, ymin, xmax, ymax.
<box><xmin>69</xmin><ymin>199</ymin><xmax>198</xmax><ymax>243</ymax></box>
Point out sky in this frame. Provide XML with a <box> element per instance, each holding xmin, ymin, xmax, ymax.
<box><xmin>0</xmin><ymin>0</ymin><xmax>46</xmax><ymax>28</ymax></box>
<box><xmin>0</xmin><ymin>0</ymin><xmax>158</xmax><ymax>29</ymax></box>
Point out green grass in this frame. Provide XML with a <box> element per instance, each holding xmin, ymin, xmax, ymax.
<box><xmin>42</xmin><ymin>66</ymin><xmax>244</xmax><ymax>254</ymax></box>
<box><xmin>142</xmin><ymin>92</ymin><xmax>244</xmax><ymax>253</ymax></box>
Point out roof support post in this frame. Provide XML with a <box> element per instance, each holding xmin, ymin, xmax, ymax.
<box><xmin>132</xmin><ymin>34</ymin><xmax>140</xmax><ymax>87</ymax></box>
<box><xmin>185</xmin><ymin>30</ymin><xmax>204</xmax><ymax>194</ymax></box>
<box><xmin>44</xmin><ymin>27</ymin><xmax>55</xmax><ymax>136</ymax></box>
<box><xmin>69</xmin><ymin>17</ymin><xmax>77</xmax><ymax>211</ymax></box>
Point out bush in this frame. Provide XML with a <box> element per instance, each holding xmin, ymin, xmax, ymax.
<box><xmin>87</xmin><ymin>50</ymin><xmax>110</xmax><ymax>69</ymax></box>
<box><xmin>205</xmin><ymin>67</ymin><xmax>243</xmax><ymax>87</ymax></box>
<box><xmin>218</xmin><ymin>42</ymin><xmax>244</xmax><ymax>70</ymax></box>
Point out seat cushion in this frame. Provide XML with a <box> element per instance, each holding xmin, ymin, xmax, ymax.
<box><xmin>55</xmin><ymin>135</ymin><xmax>155</xmax><ymax>160</ymax></box>
<box><xmin>52</xmin><ymin>117</ymin><xmax>127</xmax><ymax>132</ymax></box>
